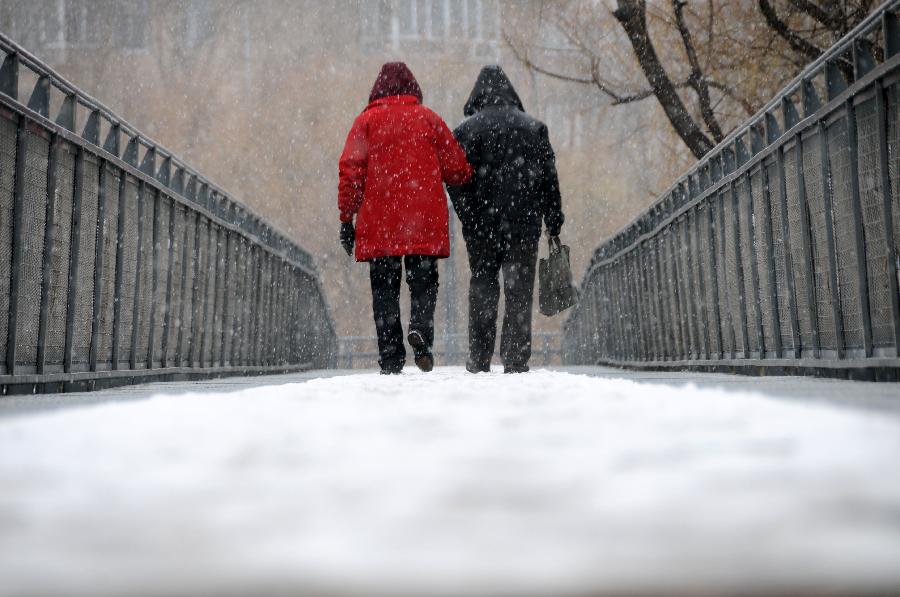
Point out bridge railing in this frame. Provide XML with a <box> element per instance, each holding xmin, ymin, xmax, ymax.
<box><xmin>564</xmin><ymin>1</ymin><xmax>900</xmax><ymax>379</ymax></box>
<box><xmin>0</xmin><ymin>33</ymin><xmax>337</xmax><ymax>393</ymax></box>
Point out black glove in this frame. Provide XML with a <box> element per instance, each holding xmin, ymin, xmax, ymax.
<box><xmin>340</xmin><ymin>222</ymin><xmax>355</xmax><ymax>257</ymax></box>
<box><xmin>548</xmin><ymin>234</ymin><xmax>562</xmax><ymax>253</ymax></box>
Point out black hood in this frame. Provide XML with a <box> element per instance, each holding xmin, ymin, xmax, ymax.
<box><xmin>463</xmin><ymin>65</ymin><xmax>524</xmax><ymax>117</ymax></box>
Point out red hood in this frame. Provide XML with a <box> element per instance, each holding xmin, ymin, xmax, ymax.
<box><xmin>368</xmin><ymin>62</ymin><xmax>423</xmax><ymax>104</ymax></box>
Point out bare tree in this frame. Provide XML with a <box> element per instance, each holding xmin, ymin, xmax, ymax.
<box><xmin>508</xmin><ymin>0</ymin><xmax>879</xmax><ymax>160</ymax></box>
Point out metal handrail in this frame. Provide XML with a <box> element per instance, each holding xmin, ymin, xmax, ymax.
<box><xmin>564</xmin><ymin>1</ymin><xmax>900</xmax><ymax>379</ymax></box>
<box><xmin>0</xmin><ymin>31</ymin><xmax>312</xmax><ymax>273</ymax></box>
<box><xmin>586</xmin><ymin>0</ymin><xmax>899</xmax><ymax>272</ymax></box>
<box><xmin>0</xmin><ymin>33</ymin><xmax>338</xmax><ymax>392</ymax></box>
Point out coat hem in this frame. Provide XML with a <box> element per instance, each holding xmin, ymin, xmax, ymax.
<box><xmin>355</xmin><ymin>249</ymin><xmax>450</xmax><ymax>262</ymax></box>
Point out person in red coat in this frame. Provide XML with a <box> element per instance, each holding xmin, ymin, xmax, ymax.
<box><xmin>338</xmin><ymin>62</ymin><xmax>472</xmax><ymax>374</ymax></box>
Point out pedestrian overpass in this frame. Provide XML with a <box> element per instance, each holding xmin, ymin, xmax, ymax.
<box><xmin>1</xmin><ymin>4</ymin><xmax>900</xmax><ymax>596</ymax></box>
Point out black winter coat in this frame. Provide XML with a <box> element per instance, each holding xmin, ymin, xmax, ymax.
<box><xmin>448</xmin><ymin>65</ymin><xmax>564</xmax><ymax>242</ymax></box>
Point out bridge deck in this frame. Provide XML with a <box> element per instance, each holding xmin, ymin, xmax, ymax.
<box><xmin>1</xmin><ymin>367</ymin><xmax>899</xmax><ymax>596</ymax></box>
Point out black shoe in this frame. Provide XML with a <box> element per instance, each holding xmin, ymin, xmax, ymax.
<box><xmin>466</xmin><ymin>361</ymin><xmax>490</xmax><ymax>373</ymax></box>
<box><xmin>503</xmin><ymin>364</ymin><xmax>529</xmax><ymax>374</ymax></box>
<box><xmin>407</xmin><ymin>330</ymin><xmax>433</xmax><ymax>372</ymax></box>
<box><xmin>379</xmin><ymin>361</ymin><xmax>403</xmax><ymax>375</ymax></box>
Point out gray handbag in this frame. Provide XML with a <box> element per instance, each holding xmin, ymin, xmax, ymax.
<box><xmin>539</xmin><ymin>236</ymin><xmax>577</xmax><ymax>316</ymax></box>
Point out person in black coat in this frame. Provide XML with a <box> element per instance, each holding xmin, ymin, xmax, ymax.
<box><xmin>448</xmin><ymin>65</ymin><xmax>565</xmax><ymax>374</ymax></box>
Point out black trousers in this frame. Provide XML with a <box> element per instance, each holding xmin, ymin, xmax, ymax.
<box><xmin>465</xmin><ymin>233</ymin><xmax>539</xmax><ymax>368</ymax></box>
<box><xmin>369</xmin><ymin>255</ymin><xmax>439</xmax><ymax>370</ymax></box>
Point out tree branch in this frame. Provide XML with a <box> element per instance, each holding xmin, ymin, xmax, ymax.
<box><xmin>505</xmin><ymin>32</ymin><xmax>679</xmax><ymax>106</ymax></box>
<box><xmin>614</xmin><ymin>0</ymin><xmax>714</xmax><ymax>159</ymax></box>
<box><xmin>788</xmin><ymin>0</ymin><xmax>844</xmax><ymax>32</ymax></box>
<box><xmin>757</xmin><ymin>0</ymin><xmax>824</xmax><ymax>62</ymax></box>
<box><xmin>758</xmin><ymin>0</ymin><xmax>855</xmax><ymax>81</ymax></box>
<box><xmin>672</xmin><ymin>0</ymin><xmax>724</xmax><ymax>142</ymax></box>
<box><xmin>706</xmin><ymin>80</ymin><xmax>757</xmax><ymax>116</ymax></box>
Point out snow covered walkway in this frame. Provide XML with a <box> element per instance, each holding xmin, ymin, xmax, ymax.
<box><xmin>1</xmin><ymin>367</ymin><xmax>899</xmax><ymax>596</ymax></box>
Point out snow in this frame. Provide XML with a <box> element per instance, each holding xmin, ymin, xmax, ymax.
<box><xmin>1</xmin><ymin>368</ymin><xmax>899</xmax><ymax>596</ymax></box>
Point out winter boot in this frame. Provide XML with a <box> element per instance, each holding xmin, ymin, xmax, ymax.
<box><xmin>503</xmin><ymin>364</ymin><xmax>529</xmax><ymax>374</ymax></box>
<box><xmin>466</xmin><ymin>361</ymin><xmax>490</xmax><ymax>373</ymax></box>
<box><xmin>407</xmin><ymin>330</ymin><xmax>434</xmax><ymax>372</ymax></box>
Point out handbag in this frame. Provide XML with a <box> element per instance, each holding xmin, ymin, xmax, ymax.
<box><xmin>538</xmin><ymin>235</ymin><xmax>577</xmax><ymax>316</ymax></box>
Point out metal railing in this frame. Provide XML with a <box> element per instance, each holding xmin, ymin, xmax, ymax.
<box><xmin>564</xmin><ymin>1</ymin><xmax>900</xmax><ymax>380</ymax></box>
<box><xmin>0</xmin><ymin>32</ymin><xmax>337</xmax><ymax>393</ymax></box>
<box><xmin>338</xmin><ymin>332</ymin><xmax>563</xmax><ymax>369</ymax></box>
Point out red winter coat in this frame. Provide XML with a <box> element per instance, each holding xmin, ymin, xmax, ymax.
<box><xmin>338</xmin><ymin>95</ymin><xmax>472</xmax><ymax>261</ymax></box>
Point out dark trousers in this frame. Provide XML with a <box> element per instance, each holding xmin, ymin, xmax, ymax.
<box><xmin>466</xmin><ymin>234</ymin><xmax>539</xmax><ymax>368</ymax></box>
<box><xmin>369</xmin><ymin>255</ymin><xmax>439</xmax><ymax>370</ymax></box>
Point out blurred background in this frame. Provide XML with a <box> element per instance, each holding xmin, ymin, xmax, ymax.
<box><xmin>0</xmin><ymin>0</ymin><xmax>858</xmax><ymax>359</ymax></box>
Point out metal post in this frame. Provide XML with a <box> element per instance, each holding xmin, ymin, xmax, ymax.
<box><xmin>160</xmin><ymin>198</ymin><xmax>176</xmax><ymax>366</ymax></box>
<box><xmin>693</xmin><ymin>206</ymin><xmax>710</xmax><ymax>359</ymax></box>
<box><xmin>671</xmin><ymin>222</ymin><xmax>689</xmax><ymax>359</ymax></box>
<box><xmin>717</xmin><ymin>194</ymin><xmax>736</xmax><ymax>358</ymax></box>
<box><xmin>6</xmin><ymin>115</ymin><xmax>29</xmax><ymax>374</ymax></box>
<box><xmin>745</xmin><ymin>172</ymin><xmax>766</xmax><ymax>356</ymax></box>
<box><xmin>682</xmin><ymin>212</ymin><xmax>701</xmax><ymax>359</ymax></box>
<box><xmin>731</xmin><ymin>181</ymin><xmax>750</xmax><ymax>358</ymax></box>
<box><xmin>620</xmin><ymin>258</ymin><xmax>631</xmax><ymax>360</ymax></box>
<box><xmin>198</xmin><ymin>223</ymin><xmax>215</xmax><ymax>368</ymax></box>
<box><xmin>211</xmin><ymin>227</ymin><xmax>224</xmax><ymax>367</ymax></box>
<box><xmin>251</xmin><ymin>248</ymin><xmax>262</xmax><ymax>365</ymax></box>
<box><xmin>265</xmin><ymin>255</ymin><xmax>276</xmax><ymax>365</ymax></box>
<box><xmin>620</xmin><ymin>259</ymin><xmax>632</xmax><ymax>360</ymax></box>
<box><xmin>146</xmin><ymin>191</ymin><xmax>160</xmax><ymax>369</ymax></box>
<box><xmin>284</xmin><ymin>268</ymin><xmax>295</xmax><ymax>364</ymax></box>
<box><xmin>636</xmin><ymin>245</ymin><xmax>650</xmax><ymax>361</ymax></box>
<box><xmin>629</xmin><ymin>251</ymin><xmax>642</xmax><ymax>360</ymax></box>
<box><xmin>818</xmin><ymin>121</ymin><xmax>846</xmax><ymax>358</ymax></box>
<box><xmin>189</xmin><ymin>214</ymin><xmax>204</xmax><ymax>367</ymax></box>
<box><xmin>88</xmin><ymin>161</ymin><xmax>107</xmax><ymax>372</ymax></box>
<box><xmin>175</xmin><ymin>211</ymin><xmax>192</xmax><ymax>366</ymax></box>
<box><xmin>229</xmin><ymin>238</ymin><xmax>244</xmax><ymax>366</ymax></box>
<box><xmin>619</xmin><ymin>254</ymin><xmax>630</xmax><ymax>361</ymax></box>
<box><xmin>776</xmin><ymin>145</ymin><xmax>801</xmax><ymax>356</ymax></box>
<box><xmin>256</xmin><ymin>252</ymin><xmax>266</xmax><ymax>366</ymax></box>
<box><xmin>111</xmin><ymin>168</ymin><xmax>128</xmax><ymax>370</ymax></box>
<box><xmin>640</xmin><ymin>247</ymin><xmax>656</xmax><ymax>360</ymax></box>
<box><xmin>652</xmin><ymin>237</ymin><xmax>670</xmax><ymax>359</ymax></box>
<box><xmin>277</xmin><ymin>263</ymin><xmax>288</xmax><ymax>364</ymax></box>
<box><xmin>874</xmin><ymin>80</ymin><xmax>900</xmax><ymax>354</ymax></box>
<box><xmin>662</xmin><ymin>228</ymin><xmax>684</xmax><ymax>360</ymax></box>
<box><xmin>794</xmin><ymin>135</ymin><xmax>821</xmax><ymax>356</ymax></box>
<box><xmin>705</xmin><ymin>202</ymin><xmax>723</xmax><ymax>359</ymax></box>
<box><xmin>608</xmin><ymin>261</ymin><xmax>621</xmax><ymax>360</ymax></box>
<box><xmin>218</xmin><ymin>232</ymin><xmax>232</xmax><ymax>366</ymax></box>
<box><xmin>36</xmin><ymin>135</ymin><xmax>59</xmax><ymax>374</ymax></box>
<box><xmin>844</xmin><ymin>98</ymin><xmax>874</xmax><ymax>357</ymax></box>
<box><xmin>129</xmin><ymin>181</ymin><xmax>145</xmax><ymax>371</ymax></box>
<box><xmin>238</xmin><ymin>239</ymin><xmax>251</xmax><ymax>366</ymax></box>
<box><xmin>760</xmin><ymin>162</ymin><xmax>783</xmax><ymax>357</ymax></box>
<box><xmin>63</xmin><ymin>146</ymin><xmax>87</xmax><ymax>373</ymax></box>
